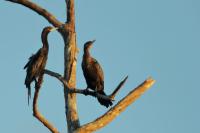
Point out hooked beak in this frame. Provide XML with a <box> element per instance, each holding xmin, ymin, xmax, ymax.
<box><xmin>91</xmin><ymin>40</ymin><xmax>96</xmax><ymax>43</ymax></box>
<box><xmin>57</xmin><ymin>24</ymin><xmax>65</xmax><ymax>30</ymax></box>
<box><xmin>50</xmin><ymin>27</ymin><xmax>58</xmax><ymax>32</ymax></box>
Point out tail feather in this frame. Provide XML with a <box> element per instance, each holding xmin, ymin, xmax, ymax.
<box><xmin>25</xmin><ymin>80</ymin><xmax>31</xmax><ymax>106</ymax></box>
<box><xmin>97</xmin><ymin>90</ymin><xmax>113</xmax><ymax>108</ymax></box>
<box><xmin>27</xmin><ymin>86</ymin><xmax>31</xmax><ymax>105</ymax></box>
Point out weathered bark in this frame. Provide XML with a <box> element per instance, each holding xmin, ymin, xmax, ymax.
<box><xmin>62</xmin><ymin>31</ymin><xmax>80</xmax><ymax>133</ymax></box>
<box><xmin>62</xmin><ymin>0</ymin><xmax>80</xmax><ymax>133</ymax></box>
<box><xmin>5</xmin><ymin>1</ymin><xmax>156</xmax><ymax>133</ymax></box>
<box><xmin>75</xmin><ymin>78</ymin><xmax>155</xmax><ymax>133</ymax></box>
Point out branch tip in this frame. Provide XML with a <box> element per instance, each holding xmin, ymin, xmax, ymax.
<box><xmin>75</xmin><ymin>77</ymin><xmax>155</xmax><ymax>132</ymax></box>
<box><xmin>109</xmin><ymin>75</ymin><xmax>128</xmax><ymax>100</ymax></box>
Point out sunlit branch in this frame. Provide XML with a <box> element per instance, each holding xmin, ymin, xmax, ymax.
<box><xmin>75</xmin><ymin>78</ymin><xmax>155</xmax><ymax>133</ymax></box>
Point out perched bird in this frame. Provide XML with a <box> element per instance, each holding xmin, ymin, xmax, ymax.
<box><xmin>82</xmin><ymin>40</ymin><xmax>113</xmax><ymax>108</ymax></box>
<box><xmin>24</xmin><ymin>26</ymin><xmax>58</xmax><ymax>105</ymax></box>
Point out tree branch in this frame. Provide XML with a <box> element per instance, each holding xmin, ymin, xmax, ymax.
<box><xmin>69</xmin><ymin>88</ymin><xmax>111</xmax><ymax>101</ymax></box>
<box><xmin>109</xmin><ymin>76</ymin><xmax>128</xmax><ymax>100</ymax></box>
<box><xmin>44</xmin><ymin>69</ymin><xmax>67</xmax><ymax>86</ymax></box>
<box><xmin>33</xmin><ymin>74</ymin><xmax>59</xmax><ymax>133</ymax></box>
<box><xmin>70</xmin><ymin>76</ymin><xmax>128</xmax><ymax>101</ymax></box>
<box><xmin>65</xmin><ymin>0</ymin><xmax>75</xmax><ymax>29</ymax></box>
<box><xmin>44</xmin><ymin>69</ymin><xmax>128</xmax><ymax>101</ymax></box>
<box><xmin>5</xmin><ymin>0</ymin><xmax>62</xmax><ymax>27</ymax></box>
<box><xmin>75</xmin><ymin>78</ymin><xmax>155</xmax><ymax>133</ymax></box>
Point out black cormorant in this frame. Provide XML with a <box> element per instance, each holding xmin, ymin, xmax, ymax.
<box><xmin>82</xmin><ymin>40</ymin><xmax>113</xmax><ymax>108</ymax></box>
<box><xmin>24</xmin><ymin>26</ymin><xmax>58</xmax><ymax>105</ymax></box>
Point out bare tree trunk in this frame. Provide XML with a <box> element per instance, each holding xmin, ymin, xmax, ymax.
<box><xmin>5</xmin><ymin>1</ymin><xmax>156</xmax><ymax>133</ymax></box>
<box><xmin>62</xmin><ymin>1</ymin><xmax>80</xmax><ymax>132</ymax></box>
<box><xmin>62</xmin><ymin>30</ymin><xmax>80</xmax><ymax>133</ymax></box>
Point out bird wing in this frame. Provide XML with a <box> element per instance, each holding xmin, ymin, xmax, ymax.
<box><xmin>24</xmin><ymin>49</ymin><xmax>41</xmax><ymax>69</ymax></box>
<box><xmin>93</xmin><ymin>59</ymin><xmax>104</xmax><ymax>83</ymax></box>
<box><xmin>81</xmin><ymin>56</ymin><xmax>105</xmax><ymax>91</ymax></box>
<box><xmin>24</xmin><ymin>54</ymin><xmax>35</xmax><ymax>69</ymax></box>
<box><xmin>89</xmin><ymin>58</ymin><xmax>104</xmax><ymax>90</ymax></box>
<box><xmin>24</xmin><ymin>49</ymin><xmax>44</xmax><ymax>79</ymax></box>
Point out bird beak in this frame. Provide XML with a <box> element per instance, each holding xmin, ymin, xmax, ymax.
<box><xmin>91</xmin><ymin>40</ymin><xmax>96</xmax><ymax>43</ymax></box>
<box><xmin>57</xmin><ymin>24</ymin><xmax>65</xmax><ymax>30</ymax></box>
<box><xmin>50</xmin><ymin>27</ymin><xmax>58</xmax><ymax>32</ymax></box>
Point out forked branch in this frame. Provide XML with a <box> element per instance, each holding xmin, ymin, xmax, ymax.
<box><xmin>5</xmin><ymin>0</ymin><xmax>62</xmax><ymax>27</ymax></box>
<box><xmin>75</xmin><ymin>78</ymin><xmax>155</xmax><ymax>133</ymax></box>
<box><xmin>33</xmin><ymin>74</ymin><xmax>59</xmax><ymax>133</ymax></box>
<box><xmin>5</xmin><ymin>1</ymin><xmax>156</xmax><ymax>133</ymax></box>
<box><xmin>44</xmin><ymin>69</ymin><xmax>67</xmax><ymax>86</ymax></box>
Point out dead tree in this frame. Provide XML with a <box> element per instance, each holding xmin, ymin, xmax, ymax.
<box><xmin>5</xmin><ymin>0</ymin><xmax>155</xmax><ymax>133</ymax></box>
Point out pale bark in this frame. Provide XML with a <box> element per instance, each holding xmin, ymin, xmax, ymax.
<box><xmin>75</xmin><ymin>78</ymin><xmax>155</xmax><ymax>133</ymax></box>
<box><xmin>62</xmin><ymin>0</ymin><xmax>80</xmax><ymax>132</ymax></box>
<box><xmin>63</xmin><ymin>32</ymin><xmax>80</xmax><ymax>133</ymax></box>
<box><xmin>5</xmin><ymin>1</ymin><xmax>156</xmax><ymax>133</ymax></box>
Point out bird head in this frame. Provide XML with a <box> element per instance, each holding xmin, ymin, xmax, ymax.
<box><xmin>84</xmin><ymin>40</ymin><xmax>96</xmax><ymax>51</ymax></box>
<box><xmin>42</xmin><ymin>26</ymin><xmax>58</xmax><ymax>35</ymax></box>
<box><xmin>41</xmin><ymin>26</ymin><xmax>59</xmax><ymax>44</ymax></box>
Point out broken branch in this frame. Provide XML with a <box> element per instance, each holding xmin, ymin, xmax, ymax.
<box><xmin>75</xmin><ymin>78</ymin><xmax>155</xmax><ymax>133</ymax></box>
<box><xmin>109</xmin><ymin>76</ymin><xmax>128</xmax><ymax>100</ymax></box>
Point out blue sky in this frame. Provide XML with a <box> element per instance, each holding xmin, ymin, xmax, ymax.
<box><xmin>0</xmin><ymin>0</ymin><xmax>200</xmax><ymax>133</ymax></box>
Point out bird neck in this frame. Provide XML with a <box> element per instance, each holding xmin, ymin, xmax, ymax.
<box><xmin>84</xmin><ymin>49</ymin><xmax>91</xmax><ymax>58</ymax></box>
<box><xmin>41</xmin><ymin>32</ymin><xmax>49</xmax><ymax>50</ymax></box>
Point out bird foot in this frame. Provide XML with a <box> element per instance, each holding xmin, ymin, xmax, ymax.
<box><xmin>94</xmin><ymin>91</ymin><xmax>98</xmax><ymax>97</ymax></box>
<box><xmin>34</xmin><ymin>81</ymin><xmax>41</xmax><ymax>90</ymax></box>
<box><xmin>83</xmin><ymin>88</ymin><xmax>89</xmax><ymax>96</ymax></box>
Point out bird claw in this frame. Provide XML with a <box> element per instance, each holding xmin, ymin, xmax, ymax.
<box><xmin>94</xmin><ymin>91</ymin><xmax>98</xmax><ymax>97</ymax></box>
<box><xmin>83</xmin><ymin>88</ymin><xmax>89</xmax><ymax>96</ymax></box>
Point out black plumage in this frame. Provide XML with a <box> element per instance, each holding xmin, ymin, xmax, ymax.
<box><xmin>24</xmin><ymin>26</ymin><xmax>58</xmax><ymax>105</ymax></box>
<box><xmin>82</xmin><ymin>40</ymin><xmax>113</xmax><ymax>108</ymax></box>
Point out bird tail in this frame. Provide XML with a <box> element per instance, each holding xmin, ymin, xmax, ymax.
<box><xmin>25</xmin><ymin>79</ymin><xmax>31</xmax><ymax>106</ymax></box>
<box><xmin>27</xmin><ymin>86</ymin><xmax>31</xmax><ymax>106</ymax></box>
<box><xmin>97</xmin><ymin>90</ymin><xmax>113</xmax><ymax>108</ymax></box>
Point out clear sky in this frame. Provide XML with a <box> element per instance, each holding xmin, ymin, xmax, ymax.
<box><xmin>0</xmin><ymin>0</ymin><xmax>200</xmax><ymax>133</ymax></box>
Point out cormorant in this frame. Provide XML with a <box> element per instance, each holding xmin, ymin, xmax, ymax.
<box><xmin>24</xmin><ymin>26</ymin><xmax>58</xmax><ymax>105</ymax></box>
<box><xmin>82</xmin><ymin>40</ymin><xmax>113</xmax><ymax>108</ymax></box>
